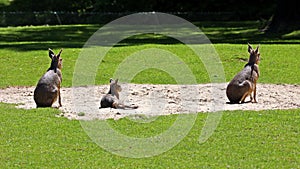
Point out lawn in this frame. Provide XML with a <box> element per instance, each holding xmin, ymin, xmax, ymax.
<box><xmin>0</xmin><ymin>0</ymin><xmax>9</xmax><ymax>5</ymax></box>
<box><xmin>0</xmin><ymin>21</ymin><xmax>299</xmax><ymax>168</ymax></box>
<box><xmin>0</xmin><ymin>103</ymin><xmax>299</xmax><ymax>168</ymax></box>
<box><xmin>0</xmin><ymin>23</ymin><xmax>299</xmax><ymax>87</ymax></box>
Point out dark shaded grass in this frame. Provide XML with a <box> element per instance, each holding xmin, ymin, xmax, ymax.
<box><xmin>1</xmin><ymin>21</ymin><xmax>299</xmax><ymax>52</ymax></box>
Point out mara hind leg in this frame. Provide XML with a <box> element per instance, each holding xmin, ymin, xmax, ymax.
<box><xmin>239</xmin><ymin>80</ymin><xmax>253</xmax><ymax>103</ymax></box>
<box><xmin>34</xmin><ymin>89</ymin><xmax>55</xmax><ymax>107</ymax></box>
<box><xmin>49</xmin><ymin>89</ymin><xmax>60</xmax><ymax>107</ymax></box>
<box><xmin>240</xmin><ymin>90</ymin><xmax>252</xmax><ymax>103</ymax></box>
<box><xmin>100</xmin><ymin>95</ymin><xmax>114</xmax><ymax>108</ymax></box>
<box><xmin>112</xmin><ymin>102</ymin><xmax>138</xmax><ymax>109</ymax></box>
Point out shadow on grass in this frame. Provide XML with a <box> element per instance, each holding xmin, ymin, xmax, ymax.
<box><xmin>0</xmin><ymin>21</ymin><xmax>299</xmax><ymax>51</ymax></box>
<box><xmin>0</xmin><ymin>25</ymin><xmax>99</xmax><ymax>51</ymax></box>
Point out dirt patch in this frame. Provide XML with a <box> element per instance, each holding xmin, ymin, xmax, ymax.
<box><xmin>0</xmin><ymin>83</ymin><xmax>299</xmax><ymax>120</ymax></box>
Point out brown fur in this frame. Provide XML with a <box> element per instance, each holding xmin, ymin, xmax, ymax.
<box><xmin>226</xmin><ymin>44</ymin><xmax>260</xmax><ymax>103</ymax></box>
<box><xmin>100</xmin><ymin>78</ymin><xmax>138</xmax><ymax>109</ymax></box>
<box><xmin>34</xmin><ymin>49</ymin><xmax>63</xmax><ymax>107</ymax></box>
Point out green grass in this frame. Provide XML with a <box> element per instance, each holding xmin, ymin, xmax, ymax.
<box><xmin>0</xmin><ymin>22</ymin><xmax>299</xmax><ymax>168</ymax></box>
<box><xmin>0</xmin><ymin>103</ymin><xmax>299</xmax><ymax>168</ymax></box>
<box><xmin>0</xmin><ymin>0</ymin><xmax>9</xmax><ymax>5</ymax></box>
<box><xmin>0</xmin><ymin>23</ymin><xmax>299</xmax><ymax>87</ymax></box>
<box><xmin>0</xmin><ymin>44</ymin><xmax>299</xmax><ymax>87</ymax></box>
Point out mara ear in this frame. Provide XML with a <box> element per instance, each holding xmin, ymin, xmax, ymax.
<box><xmin>49</xmin><ymin>48</ymin><xmax>55</xmax><ymax>58</ymax></box>
<box><xmin>115</xmin><ymin>79</ymin><xmax>119</xmax><ymax>83</ymax></box>
<box><xmin>109</xmin><ymin>78</ymin><xmax>113</xmax><ymax>83</ymax></box>
<box><xmin>248</xmin><ymin>43</ymin><xmax>253</xmax><ymax>53</ymax></box>
<box><xmin>57</xmin><ymin>49</ymin><xmax>63</xmax><ymax>58</ymax></box>
<box><xmin>255</xmin><ymin>45</ymin><xmax>259</xmax><ymax>53</ymax></box>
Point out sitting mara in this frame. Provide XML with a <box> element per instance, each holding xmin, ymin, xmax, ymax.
<box><xmin>226</xmin><ymin>44</ymin><xmax>260</xmax><ymax>103</ymax></box>
<box><xmin>100</xmin><ymin>78</ymin><xmax>138</xmax><ymax>109</ymax></box>
<box><xmin>34</xmin><ymin>49</ymin><xmax>63</xmax><ymax>108</ymax></box>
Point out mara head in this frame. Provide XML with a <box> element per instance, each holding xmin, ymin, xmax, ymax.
<box><xmin>248</xmin><ymin>43</ymin><xmax>260</xmax><ymax>64</ymax></box>
<box><xmin>110</xmin><ymin>78</ymin><xmax>122</xmax><ymax>93</ymax></box>
<box><xmin>49</xmin><ymin>48</ymin><xmax>63</xmax><ymax>72</ymax></box>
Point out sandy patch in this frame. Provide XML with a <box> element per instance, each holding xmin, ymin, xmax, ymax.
<box><xmin>0</xmin><ymin>83</ymin><xmax>299</xmax><ymax>120</ymax></box>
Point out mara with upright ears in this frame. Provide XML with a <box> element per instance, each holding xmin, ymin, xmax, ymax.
<box><xmin>100</xmin><ymin>78</ymin><xmax>138</xmax><ymax>109</ymax></box>
<box><xmin>226</xmin><ymin>43</ymin><xmax>260</xmax><ymax>103</ymax></box>
<box><xmin>34</xmin><ymin>49</ymin><xmax>63</xmax><ymax>108</ymax></box>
